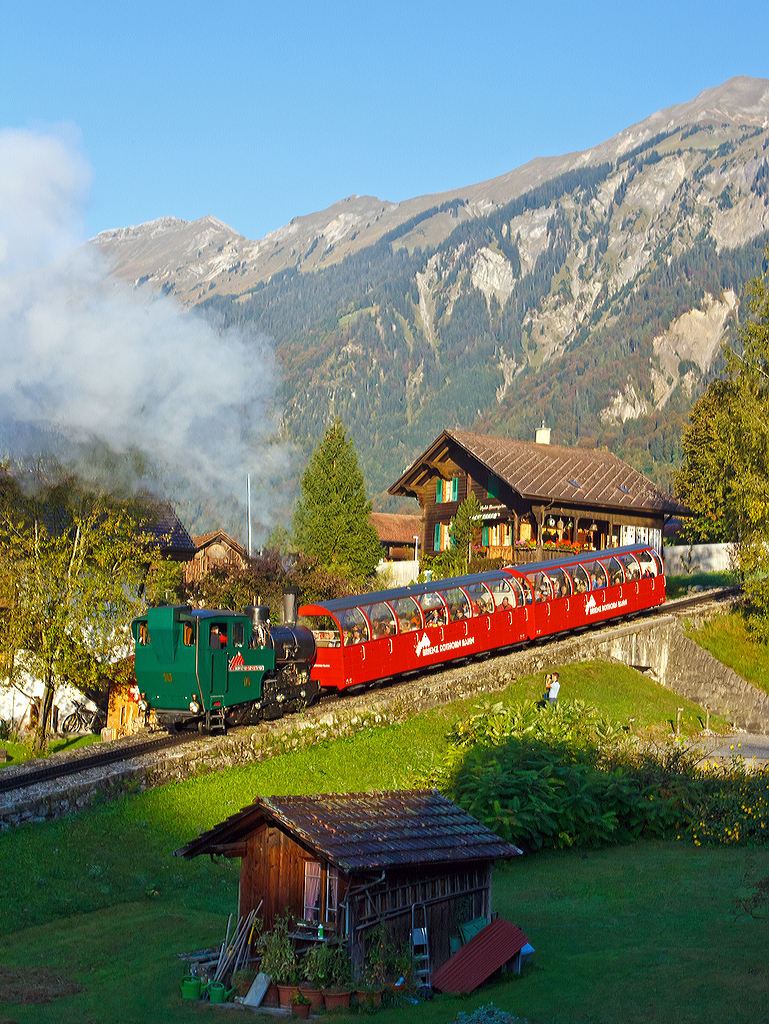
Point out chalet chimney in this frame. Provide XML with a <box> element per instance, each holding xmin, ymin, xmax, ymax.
<box><xmin>535</xmin><ymin>420</ymin><xmax>551</xmax><ymax>445</ymax></box>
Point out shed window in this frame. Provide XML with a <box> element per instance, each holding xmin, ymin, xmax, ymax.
<box><xmin>326</xmin><ymin>867</ymin><xmax>339</xmax><ymax>924</ymax></box>
<box><xmin>304</xmin><ymin>861</ymin><xmax>321</xmax><ymax>922</ymax></box>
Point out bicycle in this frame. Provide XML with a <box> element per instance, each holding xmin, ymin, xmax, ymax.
<box><xmin>61</xmin><ymin>699</ymin><xmax>106</xmax><ymax>734</ymax></box>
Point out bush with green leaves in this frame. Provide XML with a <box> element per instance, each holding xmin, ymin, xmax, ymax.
<box><xmin>419</xmin><ymin>698</ymin><xmax>769</xmax><ymax>850</ymax></box>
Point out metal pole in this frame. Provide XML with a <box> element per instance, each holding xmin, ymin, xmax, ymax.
<box><xmin>247</xmin><ymin>474</ymin><xmax>252</xmax><ymax>558</ymax></box>
<box><xmin>414</xmin><ymin>534</ymin><xmax>419</xmax><ymax>566</ymax></box>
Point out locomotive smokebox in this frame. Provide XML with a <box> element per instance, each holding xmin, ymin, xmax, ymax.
<box><xmin>282</xmin><ymin>587</ymin><xmax>299</xmax><ymax>626</ymax></box>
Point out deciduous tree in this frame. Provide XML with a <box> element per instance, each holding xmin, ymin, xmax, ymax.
<box><xmin>676</xmin><ymin>248</ymin><xmax>769</xmax><ymax>636</ymax></box>
<box><xmin>0</xmin><ymin>472</ymin><xmax>150</xmax><ymax>750</ymax></box>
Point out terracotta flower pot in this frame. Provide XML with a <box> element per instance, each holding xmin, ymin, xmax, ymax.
<box><xmin>262</xmin><ymin>983</ymin><xmax>280</xmax><ymax>1006</ymax></box>
<box><xmin>300</xmin><ymin>986</ymin><xmax>324</xmax><ymax>1010</ymax></box>
<box><xmin>357</xmin><ymin>989</ymin><xmax>383</xmax><ymax>1007</ymax></box>
<box><xmin>277</xmin><ymin>983</ymin><xmax>300</xmax><ymax>1009</ymax></box>
<box><xmin>291</xmin><ymin>1002</ymin><xmax>311</xmax><ymax>1020</ymax></box>
<box><xmin>322</xmin><ymin>989</ymin><xmax>351</xmax><ymax>1010</ymax></box>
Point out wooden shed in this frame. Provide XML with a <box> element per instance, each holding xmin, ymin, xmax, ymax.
<box><xmin>174</xmin><ymin>789</ymin><xmax>521</xmax><ymax>977</ymax></box>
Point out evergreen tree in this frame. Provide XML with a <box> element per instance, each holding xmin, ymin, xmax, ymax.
<box><xmin>292</xmin><ymin>420</ymin><xmax>382</xmax><ymax>586</ymax></box>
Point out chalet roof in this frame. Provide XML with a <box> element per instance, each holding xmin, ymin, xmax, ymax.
<box><xmin>369</xmin><ymin>512</ymin><xmax>421</xmax><ymax>544</ymax></box>
<box><xmin>191</xmin><ymin>529</ymin><xmax>247</xmax><ymax>558</ymax></box>
<box><xmin>174</xmin><ymin>789</ymin><xmax>521</xmax><ymax>871</ymax></box>
<box><xmin>390</xmin><ymin>429</ymin><xmax>688</xmax><ymax>516</ymax></box>
<box><xmin>146</xmin><ymin>502</ymin><xmax>196</xmax><ymax>558</ymax></box>
<box><xmin>431</xmin><ymin>917</ymin><xmax>530</xmax><ymax>994</ymax></box>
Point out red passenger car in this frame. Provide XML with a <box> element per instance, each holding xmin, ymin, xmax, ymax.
<box><xmin>298</xmin><ymin>544</ymin><xmax>665</xmax><ymax>692</ymax></box>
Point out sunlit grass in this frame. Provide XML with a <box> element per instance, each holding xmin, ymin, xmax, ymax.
<box><xmin>686</xmin><ymin>610</ymin><xmax>769</xmax><ymax>697</ymax></box>
<box><xmin>0</xmin><ymin>732</ymin><xmax>100</xmax><ymax>769</ymax></box>
<box><xmin>665</xmin><ymin>569</ymin><xmax>736</xmax><ymax>599</ymax></box>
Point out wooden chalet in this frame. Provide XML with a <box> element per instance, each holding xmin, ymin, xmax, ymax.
<box><xmin>184</xmin><ymin>529</ymin><xmax>248</xmax><ymax>584</ymax></box>
<box><xmin>389</xmin><ymin>428</ymin><xmax>688</xmax><ymax>564</ymax></box>
<box><xmin>369</xmin><ymin>512</ymin><xmax>422</xmax><ymax>561</ymax></box>
<box><xmin>174</xmin><ymin>789</ymin><xmax>521</xmax><ymax>977</ymax></box>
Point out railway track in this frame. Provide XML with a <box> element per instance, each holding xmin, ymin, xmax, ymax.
<box><xmin>0</xmin><ymin>585</ymin><xmax>741</xmax><ymax>801</ymax></box>
<box><xmin>0</xmin><ymin>731</ymin><xmax>194</xmax><ymax>796</ymax></box>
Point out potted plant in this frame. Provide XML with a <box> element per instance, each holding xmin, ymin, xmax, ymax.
<box><xmin>257</xmin><ymin>912</ymin><xmax>299</xmax><ymax>1008</ymax></box>
<box><xmin>301</xmin><ymin>942</ymin><xmax>333</xmax><ymax>1010</ymax></box>
<box><xmin>358</xmin><ymin>924</ymin><xmax>391</xmax><ymax>1006</ymax></box>
<box><xmin>291</xmin><ymin>990</ymin><xmax>312</xmax><ymax>1019</ymax></box>
<box><xmin>321</xmin><ymin>941</ymin><xmax>352</xmax><ymax>1010</ymax></box>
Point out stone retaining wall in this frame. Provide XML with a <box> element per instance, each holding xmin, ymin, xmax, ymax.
<box><xmin>4</xmin><ymin>597</ymin><xmax>765</xmax><ymax>827</ymax></box>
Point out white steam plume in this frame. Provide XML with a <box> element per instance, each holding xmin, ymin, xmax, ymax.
<box><xmin>0</xmin><ymin>127</ymin><xmax>294</xmax><ymax>540</ymax></box>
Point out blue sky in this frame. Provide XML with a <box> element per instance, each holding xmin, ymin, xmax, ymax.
<box><xmin>2</xmin><ymin>0</ymin><xmax>768</xmax><ymax>242</ymax></box>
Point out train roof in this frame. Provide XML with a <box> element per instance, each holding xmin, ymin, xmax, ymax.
<box><xmin>300</xmin><ymin>544</ymin><xmax>659</xmax><ymax>615</ymax></box>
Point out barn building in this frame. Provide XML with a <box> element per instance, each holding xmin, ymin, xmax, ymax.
<box><xmin>369</xmin><ymin>512</ymin><xmax>421</xmax><ymax>561</ymax></box>
<box><xmin>184</xmin><ymin>529</ymin><xmax>248</xmax><ymax>585</ymax></box>
<box><xmin>389</xmin><ymin>428</ymin><xmax>688</xmax><ymax>563</ymax></box>
<box><xmin>174</xmin><ymin>789</ymin><xmax>521</xmax><ymax>978</ymax></box>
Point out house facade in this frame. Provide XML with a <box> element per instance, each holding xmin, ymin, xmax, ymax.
<box><xmin>183</xmin><ymin>529</ymin><xmax>248</xmax><ymax>584</ymax></box>
<box><xmin>389</xmin><ymin>428</ymin><xmax>688</xmax><ymax>563</ymax></box>
<box><xmin>175</xmin><ymin>789</ymin><xmax>520</xmax><ymax>977</ymax></box>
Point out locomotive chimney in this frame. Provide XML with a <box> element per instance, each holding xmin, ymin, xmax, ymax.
<box><xmin>282</xmin><ymin>587</ymin><xmax>299</xmax><ymax>626</ymax></box>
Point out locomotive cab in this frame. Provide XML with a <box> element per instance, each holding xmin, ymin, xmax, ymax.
<box><xmin>131</xmin><ymin>603</ymin><xmax>317</xmax><ymax>731</ymax></box>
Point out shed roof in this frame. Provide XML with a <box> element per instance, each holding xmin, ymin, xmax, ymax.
<box><xmin>369</xmin><ymin>513</ymin><xmax>421</xmax><ymax>544</ymax></box>
<box><xmin>191</xmin><ymin>529</ymin><xmax>247</xmax><ymax>558</ymax></box>
<box><xmin>390</xmin><ymin>429</ymin><xmax>688</xmax><ymax>516</ymax></box>
<box><xmin>174</xmin><ymin>790</ymin><xmax>521</xmax><ymax>872</ymax></box>
<box><xmin>431</xmin><ymin>917</ymin><xmax>530</xmax><ymax>994</ymax></box>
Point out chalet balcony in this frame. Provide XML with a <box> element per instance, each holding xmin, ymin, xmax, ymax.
<box><xmin>486</xmin><ymin>544</ymin><xmax>599</xmax><ymax>565</ymax></box>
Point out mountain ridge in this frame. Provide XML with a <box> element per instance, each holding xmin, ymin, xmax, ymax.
<box><xmin>90</xmin><ymin>76</ymin><xmax>769</xmax><ymax>525</ymax></box>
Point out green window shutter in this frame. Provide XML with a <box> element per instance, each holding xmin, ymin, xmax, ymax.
<box><xmin>482</xmin><ymin>526</ymin><xmax>488</xmax><ymax>546</ymax></box>
<box><xmin>451</xmin><ymin>477</ymin><xmax>458</xmax><ymax>501</ymax></box>
<box><xmin>488</xmin><ymin>474</ymin><xmax>499</xmax><ymax>498</ymax></box>
<box><xmin>434</xmin><ymin>523</ymin><xmax>441</xmax><ymax>550</ymax></box>
<box><xmin>436</xmin><ymin>479</ymin><xmax>443</xmax><ymax>504</ymax></box>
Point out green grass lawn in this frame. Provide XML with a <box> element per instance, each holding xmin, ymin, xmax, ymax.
<box><xmin>0</xmin><ymin>661</ymin><xmax>761</xmax><ymax>1023</ymax></box>
<box><xmin>0</xmin><ymin>845</ymin><xmax>766</xmax><ymax>1024</ymax></box>
<box><xmin>665</xmin><ymin>569</ymin><xmax>736</xmax><ymax>599</ymax></box>
<box><xmin>0</xmin><ymin>732</ymin><xmax>100</xmax><ymax>769</ymax></box>
<box><xmin>686</xmin><ymin>611</ymin><xmax>769</xmax><ymax>697</ymax></box>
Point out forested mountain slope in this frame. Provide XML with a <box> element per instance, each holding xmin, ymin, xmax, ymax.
<box><xmin>94</xmin><ymin>77</ymin><xmax>769</xmax><ymax>510</ymax></box>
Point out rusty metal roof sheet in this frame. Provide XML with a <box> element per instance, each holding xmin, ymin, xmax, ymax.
<box><xmin>390</xmin><ymin>429</ymin><xmax>688</xmax><ymax>516</ymax></box>
<box><xmin>175</xmin><ymin>790</ymin><xmax>522</xmax><ymax>871</ymax></box>
<box><xmin>431</xmin><ymin>917</ymin><xmax>530</xmax><ymax>995</ymax></box>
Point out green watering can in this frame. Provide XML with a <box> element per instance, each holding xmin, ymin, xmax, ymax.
<box><xmin>180</xmin><ymin>976</ymin><xmax>209</xmax><ymax>1000</ymax></box>
<box><xmin>208</xmin><ymin>981</ymin><xmax>236</xmax><ymax>1004</ymax></box>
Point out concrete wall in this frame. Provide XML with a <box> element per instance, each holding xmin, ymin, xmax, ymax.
<box><xmin>664</xmin><ymin>543</ymin><xmax>734</xmax><ymax>576</ymax></box>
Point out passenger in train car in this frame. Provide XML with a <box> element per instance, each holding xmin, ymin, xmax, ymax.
<box><xmin>499</xmin><ymin>596</ymin><xmax>511</xmax><ymax>611</ymax></box>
